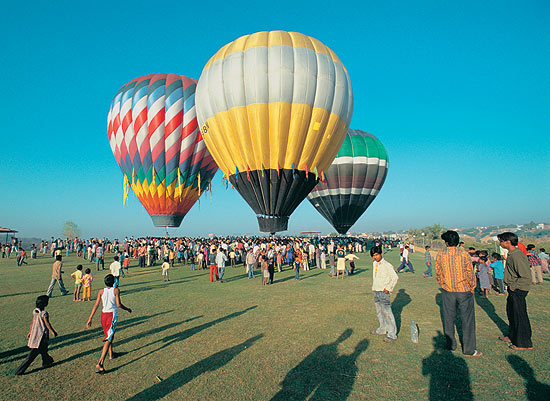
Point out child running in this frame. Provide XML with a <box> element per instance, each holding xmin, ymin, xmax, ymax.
<box><xmin>70</xmin><ymin>265</ymin><xmax>83</xmax><ymax>301</ymax></box>
<box><xmin>15</xmin><ymin>295</ymin><xmax>57</xmax><ymax>375</ymax></box>
<box><xmin>86</xmin><ymin>274</ymin><xmax>132</xmax><ymax>373</ymax></box>
<box><xmin>82</xmin><ymin>268</ymin><xmax>93</xmax><ymax>301</ymax></box>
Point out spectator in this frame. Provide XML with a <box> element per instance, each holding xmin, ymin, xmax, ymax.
<box><xmin>435</xmin><ymin>230</ymin><xmax>481</xmax><ymax>357</ymax></box>
<box><xmin>498</xmin><ymin>232</ymin><xmax>534</xmax><ymax>350</ymax></box>
<box><xmin>369</xmin><ymin>245</ymin><xmax>399</xmax><ymax>343</ymax></box>
<box><xmin>526</xmin><ymin>244</ymin><xmax>543</xmax><ymax>285</ymax></box>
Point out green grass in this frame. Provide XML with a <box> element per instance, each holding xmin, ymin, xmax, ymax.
<box><xmin>1</xmin><ymin>250</ymin><xmax>549</xmax><ymax>400</ymax></box>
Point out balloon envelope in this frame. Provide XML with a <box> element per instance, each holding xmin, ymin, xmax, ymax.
<box><xmin>196</xmin><ymin>31</ymin><xmax>353</xmax><ymax>232</ymax></box>
<box><xmin>107</xmin><ymin>74</ymin><xmax>218</xmax><ymax>227</ymax></box>
<box><xmin>307</xmin><ymin>130</ymin><xmax>389</xmax><ymax>234</ymax></box>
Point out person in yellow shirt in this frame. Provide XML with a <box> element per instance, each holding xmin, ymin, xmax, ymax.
<box><xmin>82</xmin><ymin>268</ymin><xmax>93</xmax><ymax>301</ymax></box>
<box><xmin>229</xmin><ymin>250</ymin><xmax>236</xmax><ymax>268</ymax></box>
<box><xmin>169</xmin><ymin>249</ymin><xmax>176</xmax><ymax>267</ymax></box>
<box><xmin>70</xmin><ymin>265</ymin><xmax>83</xmax><ymax>301</ymax></box>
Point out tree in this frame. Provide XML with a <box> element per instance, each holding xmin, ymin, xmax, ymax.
<box><xmin>523</xmin><ymin>221</ymin><xmax>537</xmax><ymax>230</ymax></box>
<box><xmin>424</xmin><ymin>224</ymin><xmax>445</xmax><ymax>240</ymax></box>
<box><xmin>62</xmin><ymin>221</ymin><xmax>81</xmax><ymax>239</ymax></box>
<box><xmin>407</xmin><ymin>228</ymin><xmax>422</xmax><ymax>238</ymax></box>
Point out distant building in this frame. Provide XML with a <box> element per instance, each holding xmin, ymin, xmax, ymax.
<box><xmin>537</xmin><ymin>223</ymin><xmax>545</xmax><ymax>230</ymax></box>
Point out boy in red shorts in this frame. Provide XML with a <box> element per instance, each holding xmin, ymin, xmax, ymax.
<box><xmin>85</xmin><ymin>274</ymin><xmax>132</xmax><ymax>373</ymax></box>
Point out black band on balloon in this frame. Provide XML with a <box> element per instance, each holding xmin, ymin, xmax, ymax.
<box><xmin>228</xmin><ymin>169</ymin><xmax>319</xmax><ymax>233</ymax></box>
<box><xmin>310</xmin><ymin>195</ymin><xmax>377</xmax><ymax>234</ymax></box>
<box><xmin>257</xmin><ymin>215</ymin><xmax>289</xmax><ymax>233</ymax></box>
<box><xmin>150</xmin><ymin>215</ymin><xmax>185</xmax><ymax>227</ymax></box>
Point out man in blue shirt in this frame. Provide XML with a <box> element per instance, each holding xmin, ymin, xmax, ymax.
<box><xmin>423</xmin><ymin>246</ymin><xmax>433</xmax><ymax>278</ymax></box>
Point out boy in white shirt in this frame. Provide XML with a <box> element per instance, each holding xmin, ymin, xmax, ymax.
<box><xmin>162</xmin><ymin>258</ymin><xmax>170</xmax><ymax>281</ymax></box>
<box><xmin>370</xmin><ymin>245</ymin><xmax>399</xmax><ymax>342</ymax></box>
<box><xmin>86</xmin><ymin>274</ymin><xmax>132</xmax><ymax>373</ymax></box>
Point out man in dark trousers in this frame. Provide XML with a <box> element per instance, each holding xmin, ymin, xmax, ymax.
<box><xmin>435</xmin><ymin>230</ymin><xmax>482</xmax><ymax>357</ymax></box>
<box><xmin>498</xmin><ymin>232</ymin><xmax>533</xmax><ymax>350</ymax></box>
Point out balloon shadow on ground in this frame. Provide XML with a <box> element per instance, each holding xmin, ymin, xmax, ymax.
<box><xmin>391</xmin><ymin>289</ymin><xmax>411</xmax><ymax>335</ymax></box>
<box><xmin>108</xmin><ymin>306</ymin><xmax>258</xmax><ymax>372</ymax></box>
<box><xmin>474</xmin><ymin>293</ymin><xmax>508</xmax><ymax>336</ymax></box>
<box><xmin>125</xmin><ymin>334</ymin><xmax>263</xmax><ymax>400</ymax></box>
<box><xmin>0</xmin><ymin>310</ymin><xmax>174</xmax><ymax>364</ymax></box>
<box><xmin>507</xmin><ymin>355</ymin><xmax>550</xmax><ymax>400</ymax></box>
<box><xmin>270</xmin><ymin>329</ymin><xmax>368</xmax><ymax>401</ymax></box>
<box><xmin>422</xmin><ymin>331</ymin><xmax>473</xmax><ymax>401</ymax></box>
<box><xmin>435</xmin><ymin>292</ymin><xmax>464</xmax><ymax>350</ymax></box>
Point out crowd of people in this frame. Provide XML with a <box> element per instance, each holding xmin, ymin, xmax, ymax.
<box><xmin>7</xmin><ymin>230</ymin><xmax>546</xmax><ymax>375</ymax></box>
<box><xmin>41</xmin><ymin>235</ymin><xmax>390</xmax><ymax>286</ymax></box>
<box><xmin>368</xmin><ymin>230</ymin><xmax>543</xmax><ymax>355</ymax></box>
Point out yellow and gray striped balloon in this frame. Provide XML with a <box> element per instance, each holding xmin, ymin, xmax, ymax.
<box><xmin>196</xmin><ymin>31</ymin><xmax>353</xmax><ymax>232</ymax></box>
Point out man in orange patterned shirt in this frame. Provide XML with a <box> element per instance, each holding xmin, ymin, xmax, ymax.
<box><xmin>435</xmin><ymin>230</ymin><xmax>482</xmax><ymax>357</ymax></box>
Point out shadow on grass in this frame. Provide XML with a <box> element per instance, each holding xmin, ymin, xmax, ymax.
<box><xmin>50</xmin><ymin>315</ymin><xmax>203</xmax><ymax>369</ymax></box>
<box><xmin>275</xmin><ymin>274</ymin><xmax>299</xmax><ymax>284</ymax></box>
<box><xmin>474</xmin><ymin>293</ymin><xmax>508</xmax><ymax>335</ymax></box>
<box><xmin>125</xmin><ymin>334</ymin><xmax>263</xmax><ymax>400</ymax></box>
<box><xmin>300</xmin><ymin>270</ymin><xmax>324</xmax><ymax>280</ymax></box>
<box><xmin>352</xmin><ymin>268</ymin><xmax>367</xmax><ymax>276</ymax></box>
<box><xmin>270</xmin><ymin>329</ymin><xmax>368</xmax><ymax>401</ymax></box>
<box><xmin>109</xmin><ymin>306</ymin><xmax>258</xmax><ymax>371</ymax></box>
<box><xmin>0</xmin><ymin>290</ymin><xmax>44</xmax><ymax>299</ymax></box>
<box><xmin>422</xmin><ymin>331</ymin><xmax>473</xmax><ymax>400</ymax></box>
<box><xmin>391</xmin><ymin>289</ymin><xmax>411</xmax><ymax>334</ymax></box>
<box><xmin>122</xmin><ymin>278</ymin><xmax>196</xmax><ymax>296</ymax></box>
<box><xmin>0</xmin><ymin>310</ymin><xmax>174</xmax><ymax>364</ymax></box>
<box><xmin>507</xmin><ymin>355</ymin><xmax>550</xmax><ymax>400</ymax></box>
<box><xmin>222</xmin><ymin>272</ymin><xmax>249</xmax><ymax>283</ymax></box>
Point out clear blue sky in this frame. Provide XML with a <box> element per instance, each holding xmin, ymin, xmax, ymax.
<box><xmin>1</xmin><ymin>0</ymin><xmax>549</xmax><ymax>239</ymax></box>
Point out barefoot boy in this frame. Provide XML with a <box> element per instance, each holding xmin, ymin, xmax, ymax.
<box><xmin>15</xmin><ymin>295</ymin><xmax>57</xmax><ymax>375</ymax></box>
<box><xmin>85</xmin><ymin>274</ymin><xmax>131</xmax><ymax>373</ymax></box>
<box><xmin>70</xmin><ymin>265</ymin><xmax>83</xmax><ymax>301</ymax></box>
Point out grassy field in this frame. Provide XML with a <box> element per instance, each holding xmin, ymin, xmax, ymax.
<box><xmin>1</xmin><ymin>250</ymin><xmax>549</xmax><ymax>400</ymax></box>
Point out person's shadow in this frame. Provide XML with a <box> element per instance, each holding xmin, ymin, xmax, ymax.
<box><xmin>270</xmin><ymin>329</ymin><xmax>368</xmax><ymax>401</ymax></box>
<box><xmin>125</xmin><ymin>334</ymin><xmax>263</xmax><ymax>400</ymax></box>
<box><xmin>507</xmin><ymin>355</ymin><xmax>550</xmax><ymax>400</ymax></box>
<box><xmin>392</xmin><ymin>289</ymin><xmax>411</xmax><ymax>334</ymax></box>
<box><xmin>474</xmin><ymin>293</ymin><xmax>508</xmax><ymax>335</ymax></box>
<box><xmin>422</xmin><ymin>331</ymin><xmax>473</xmax><ymax>400</ymax></box>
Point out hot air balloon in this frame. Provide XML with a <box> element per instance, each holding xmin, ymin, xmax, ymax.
<box><xmin>195</xmin><ymin>31</ymin><xmax>353</xmax><ymax>233</ymax></box>
<box><xmin>307</xmin><ymin>130</ymin><xmax>388</xmax><ymax>234</ymax></box>
<box><xmin>107</xmin><ymin>74</ymin><xmax>218</xmax><ymax>227</ymax></box>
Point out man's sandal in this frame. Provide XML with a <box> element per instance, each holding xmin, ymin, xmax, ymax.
<box><xmin>509</xmin><ymin>345</ymin><xmax>534</xmax><ymax>351</ymax></box>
